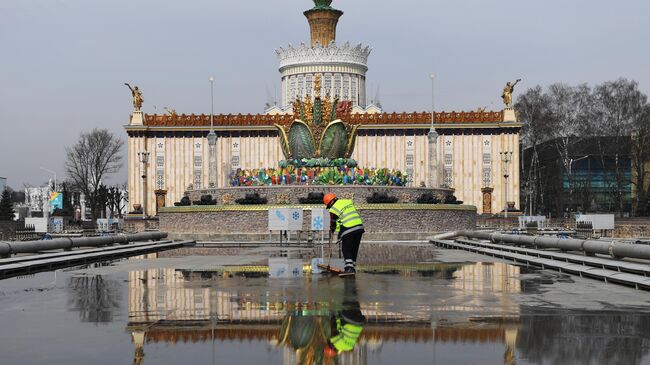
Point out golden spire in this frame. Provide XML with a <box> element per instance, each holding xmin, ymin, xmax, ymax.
<box><xmin>304</xmin><ymin>1</ymin><xmax>343</xmax><ymax>47</ymax></box>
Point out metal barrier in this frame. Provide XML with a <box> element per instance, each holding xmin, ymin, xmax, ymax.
<box><xmin>0</xmin><ymin>232</ymin><xmax>168</xmax><ymax>257</ymax></box>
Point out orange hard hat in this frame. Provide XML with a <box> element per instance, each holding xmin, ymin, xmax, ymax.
<box><xmin>324</xmin><ymin>344</ymin><xmax>338</xmax><ymax>358</ymax></box>
<box><xmin>323</xmin><ymin>193</ymin><xmax>337</xmax><ymax>207</ymax></box>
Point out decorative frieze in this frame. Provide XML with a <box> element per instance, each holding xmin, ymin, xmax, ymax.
<box><xmin>142</xmin><ymin>111</ymin><xmax>507</xmax><ymax>127</ymax></box>
<box><xmin>443</xmin><ymin>138</ymin><xmax>453</xmax><ymax>188</ymax></box>
<box><xmin>276</xmin><ymin>42</ymin><xmax>371</xmax><ymax>70</ymax></box>
<box><xmin>482</xmin><ymin>137</ymin><xmax>492</xmax><ymax>188</ymax></box>
<box><xmin>155</xmin><ymin>138</ymin><xmax>165</xmax><ymax>190</ymax></box>
<box><xmin>406</xmin><ymin>135</ymin><xmax>415</xmax><ymax>187</ymax></box>
<box><xmin>193</xmin><ymin>138</ymin><xmax>203</xmax><ymax>189</ymax></box>
<box><xmin>231</xmin><ymin>138</ymin><xmax>241</xmax><ymax>173</ymax></box>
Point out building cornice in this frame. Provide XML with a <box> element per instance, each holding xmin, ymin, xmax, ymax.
<box><xmin>279</xmin><ymin>61</ymin><xmax>368</xmax><ymax>75</ymax></box>
<box><xmin>124</xmin><ymin>122</ymin><xmax>522</xmax><ymax>134</ymax></box>
<box><xmin>138</xmin><ymin>110</ymin><xmax>511</xmax><ymax>126</ymax></box>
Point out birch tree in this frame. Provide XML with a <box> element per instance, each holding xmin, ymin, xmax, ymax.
<box><xmin>65</xmin><ymin>129</ymin><xmax>124</xmax><ymax>221</ymax></box>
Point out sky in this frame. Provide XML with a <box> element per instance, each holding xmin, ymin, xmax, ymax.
<box><xmin>1</xmin><ymin>0</ymin><xmax>649</xmax><ymax>188</ymax></box>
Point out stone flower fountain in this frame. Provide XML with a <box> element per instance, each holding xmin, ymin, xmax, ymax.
<box><xmin>274</xmin><ymin>75</ymin><xmax>359</xmax><ymax>164</ymax></box>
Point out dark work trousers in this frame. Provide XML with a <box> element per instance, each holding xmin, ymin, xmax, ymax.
<box><xmin>341</xmin><ymin>228</ymin><xmax>364</xmax><ymax>264</ymax></box>
<box><xmin>341</xmin><ymin>278</ymin><xmax>365</xmax><ymax>325</ymax></box>
<box><xmin>331</xmin><ymin>279</ymin><xmax>365</xmax><ymax>331</ymax></box>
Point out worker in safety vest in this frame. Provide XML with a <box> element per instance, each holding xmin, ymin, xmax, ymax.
<box><xmin>324</xmin><ymin>278</ymin><xmax>365</xmax><ymax>358</ymax></box>
<box><xmin>323</xmin><ymin>193</ymin><xmax>364</xmax><ymax>274</ymax></box>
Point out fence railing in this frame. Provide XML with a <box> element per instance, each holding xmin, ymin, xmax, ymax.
<box><xmin>15</xmin><ymin>224</ymin><xmax>40</xmax><ymax>241</ymax></box>
<box><xmin>477</xmin><ymin>217</ymin><xmax>578</xmax><ymax>230</ymax></box>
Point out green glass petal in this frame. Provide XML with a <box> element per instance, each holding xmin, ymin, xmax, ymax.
<box><xmin>288</xmin><ymin>122</ymin><xmax>316</xmax><ymax>160</ymax></box>
<box><xmin>320</xmin><ymin>122</ymin><xmax>347</xmax><ymax>159</ymax></box>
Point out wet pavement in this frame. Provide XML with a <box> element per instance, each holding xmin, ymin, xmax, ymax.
<box><xmin>0</xmin><ymin>249</ymin><xmax>649</xmax><ymax>365</ymax></box>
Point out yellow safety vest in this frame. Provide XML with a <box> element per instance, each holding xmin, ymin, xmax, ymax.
<box><xmin>329</xmin><ymin>199</ymin><xmax>363</xmax><ymax>233</ymax></box>
<box><xmin>330</xmin><ymin>319</ymin><xmax>363</xmax><ymax>353</ymax></box>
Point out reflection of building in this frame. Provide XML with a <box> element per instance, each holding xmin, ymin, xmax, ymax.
<box><xmin>451</xmin><ymin>262</ymin><xmax>522</xmax><ymax>293</ymax></box>
<box><xmin>126</xmin><ymin>260</ymin><xmax>523</xmax><ymax>364</ymax></box>
<box><xmin>125</xmin><ymin>0</ymin><xmax>521</xmax><ymax>216</ymax></box>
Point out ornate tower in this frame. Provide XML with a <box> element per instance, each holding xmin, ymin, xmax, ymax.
<box><xmin>304</xmin><ymin>0</ymin><xmax>343</xmax><ymax>47</ymax></box>
<box><xmin>274</xmin><ymin>0</ymin><xmax>374</xmax><ymax>113</ymax></box>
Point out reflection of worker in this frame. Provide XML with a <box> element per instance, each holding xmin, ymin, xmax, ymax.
<box><xmin>275</xmin><ymin>279</ymin><xmax>366</xmax><ymax>362</ymax></box>
<box><xmin>325</xmin><ymin>279</ymin><xmax>366</xmax><ymax>358</ymax></box>
<box><xmin>323</xmin><ymin>193</ymin><xmax>364</xmax><ymax>274</ymax></box>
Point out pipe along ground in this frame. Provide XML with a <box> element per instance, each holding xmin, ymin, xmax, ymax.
<box><xmin>0</xmin><ymin>232</ymin><xmax>168</xmax><ymax>257</ymax></box>
<box><xmin>435</xmin><ymin>230</ymin><xmax>650</xmax><ymax>261</ymax></box>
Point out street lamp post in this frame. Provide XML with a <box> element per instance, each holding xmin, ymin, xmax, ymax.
<box><xmin>208</xmin><ymin>76</ymin><xmax>217</xmax><ymax>188</ymax></box>
<box><xmin>137</xmin><ymin>151</ymin><xmax>150</xmax><ymax>219</ymax></box>
<box><xmin>430</xmin><ymin>74</ymin><xmax>435</xmax><ymax>127</ymax></box>
<box><xmin>500</xmin><ymin>151</ymin><xmax>513</xmax><ymax>218</ymax></box>
<box><xmin>39</xmin><ymin>167</ymin><xmax>57</xmax><ymax>191</ymax></box>
<box><xmin>427</xmin><ymin>73</ymin><xmax>439</xmax><ymax>188</ymax></box>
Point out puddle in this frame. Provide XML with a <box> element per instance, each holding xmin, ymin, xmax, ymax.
<box><xmin>0</xmin><ymin>261</ymin><xmax>649</xmax><ymax>364</ymax></box>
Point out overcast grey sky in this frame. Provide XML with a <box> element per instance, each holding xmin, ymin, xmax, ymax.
<box><xmin>1</xmin><ymin>0</ymin><xmax>649</xmax><ymax>188</ymax></box>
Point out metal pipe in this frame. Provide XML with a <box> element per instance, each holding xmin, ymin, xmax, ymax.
<box><xmin>441</xmin><ymin>231</ymin><xmax>650</xmax><ymax>261</ymax></box>
<box><xmin>0</xmin><ymin>232</ymin><xmax>168</xmax><ymax>256</ymax></box>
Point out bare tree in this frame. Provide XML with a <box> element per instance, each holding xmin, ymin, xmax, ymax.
<box><xmin>107</xmin><ymin>184</ymin><xmax>128</xmax><ymax>219</ymax></box>
<box><xmin>65</xmin><ymin>129</ymin><xmax>124</xmax><ymax>221</ymax></box>
<box><xmin>547</xmin><ymin>83</ymin><xmax>593</xmax><ymax>211</ymax></box>
<box><xmin>516</xmin><ymin>86</ymin><xmax>553</xmax><ymax>214</ymax></box>
<box><xmin>631</xmin><ymin>105</ymin><xmax>650</xmax><ymax>216</ymax></box>
<box><xmin>591</xmin><ymin>79</ymin><xmax>644</xmax><ymax>215</ymax></box>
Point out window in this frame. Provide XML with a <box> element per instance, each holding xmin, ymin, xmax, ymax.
<box><xmin>324</xmin><ymin>74</ymin><xmax>332</xmax><ymax>96</ymax></box>
<box><xmin>334</xmin><ymin>74</ymin><xmax>342</xmax><ymax>97</ymax></box>
<box><xmin>297</xmin><ymin>76</ymin><xmax>304</xmax><ymax>100</ymax></box>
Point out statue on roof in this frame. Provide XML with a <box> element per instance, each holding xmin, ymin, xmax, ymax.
<box><xmin>124</xmin><ymin>83</ymin><xmax>144</xmax><ymax>111</ymax></box>
<box><xmin>501</xmin><ymin>79</ymin><xmax>521</xmax><ymax>108</ymax></box>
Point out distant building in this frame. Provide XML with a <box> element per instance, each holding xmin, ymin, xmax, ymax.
<box><xmin>0</xmin><ymin>177</ymin><xmax>6</xmax><ymax>193</ymax></box>
<box><xmin>24</xmin><ymin>186</ymin><xmax>50</xmax><ymax>217</ymax></box>
<box><xmin>523</xmin><ymin>137</ymin><xmax>632</xmax><ymax>217</ymax></box>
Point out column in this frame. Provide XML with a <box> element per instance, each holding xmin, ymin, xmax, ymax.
<box><xmin>427</xmin><ymin>128</ymin><xmax>439</xmax><ymax>188</ymax></box>
<box><xmin>208</xmin><ymin>132</ymin><xmax>217</xmax><ymax>188</ymax></box>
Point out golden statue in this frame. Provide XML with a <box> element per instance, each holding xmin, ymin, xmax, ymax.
<box><xmin>501</xmin><ymin>79</ymin><xmax>521</xmax><ymax>107</ymax></box>
<box><xmin>124</xmin><ymin>83</ymin><xmax>143</xmax><ymax>111</ymax></box>
<box><xmin>164</xmin><ymin>107</ymin><xmax>177</xmax><ymax>116</ymax></box>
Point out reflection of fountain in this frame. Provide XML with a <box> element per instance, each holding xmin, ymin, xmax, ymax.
<box><xmin>125</xmin><ymin>264</ymin><xmax>530</xmax><ymax>364</ymax></box>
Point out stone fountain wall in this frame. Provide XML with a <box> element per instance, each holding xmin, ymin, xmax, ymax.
<box><xmin>186</xmin><ymin>185</ymin><xmax>454</xmax><ymax>206</ymax></box>
<box><xmin>159</xmin><ymin>202</ymin><xmax>476</xmax><ymax>241</ymax></box>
